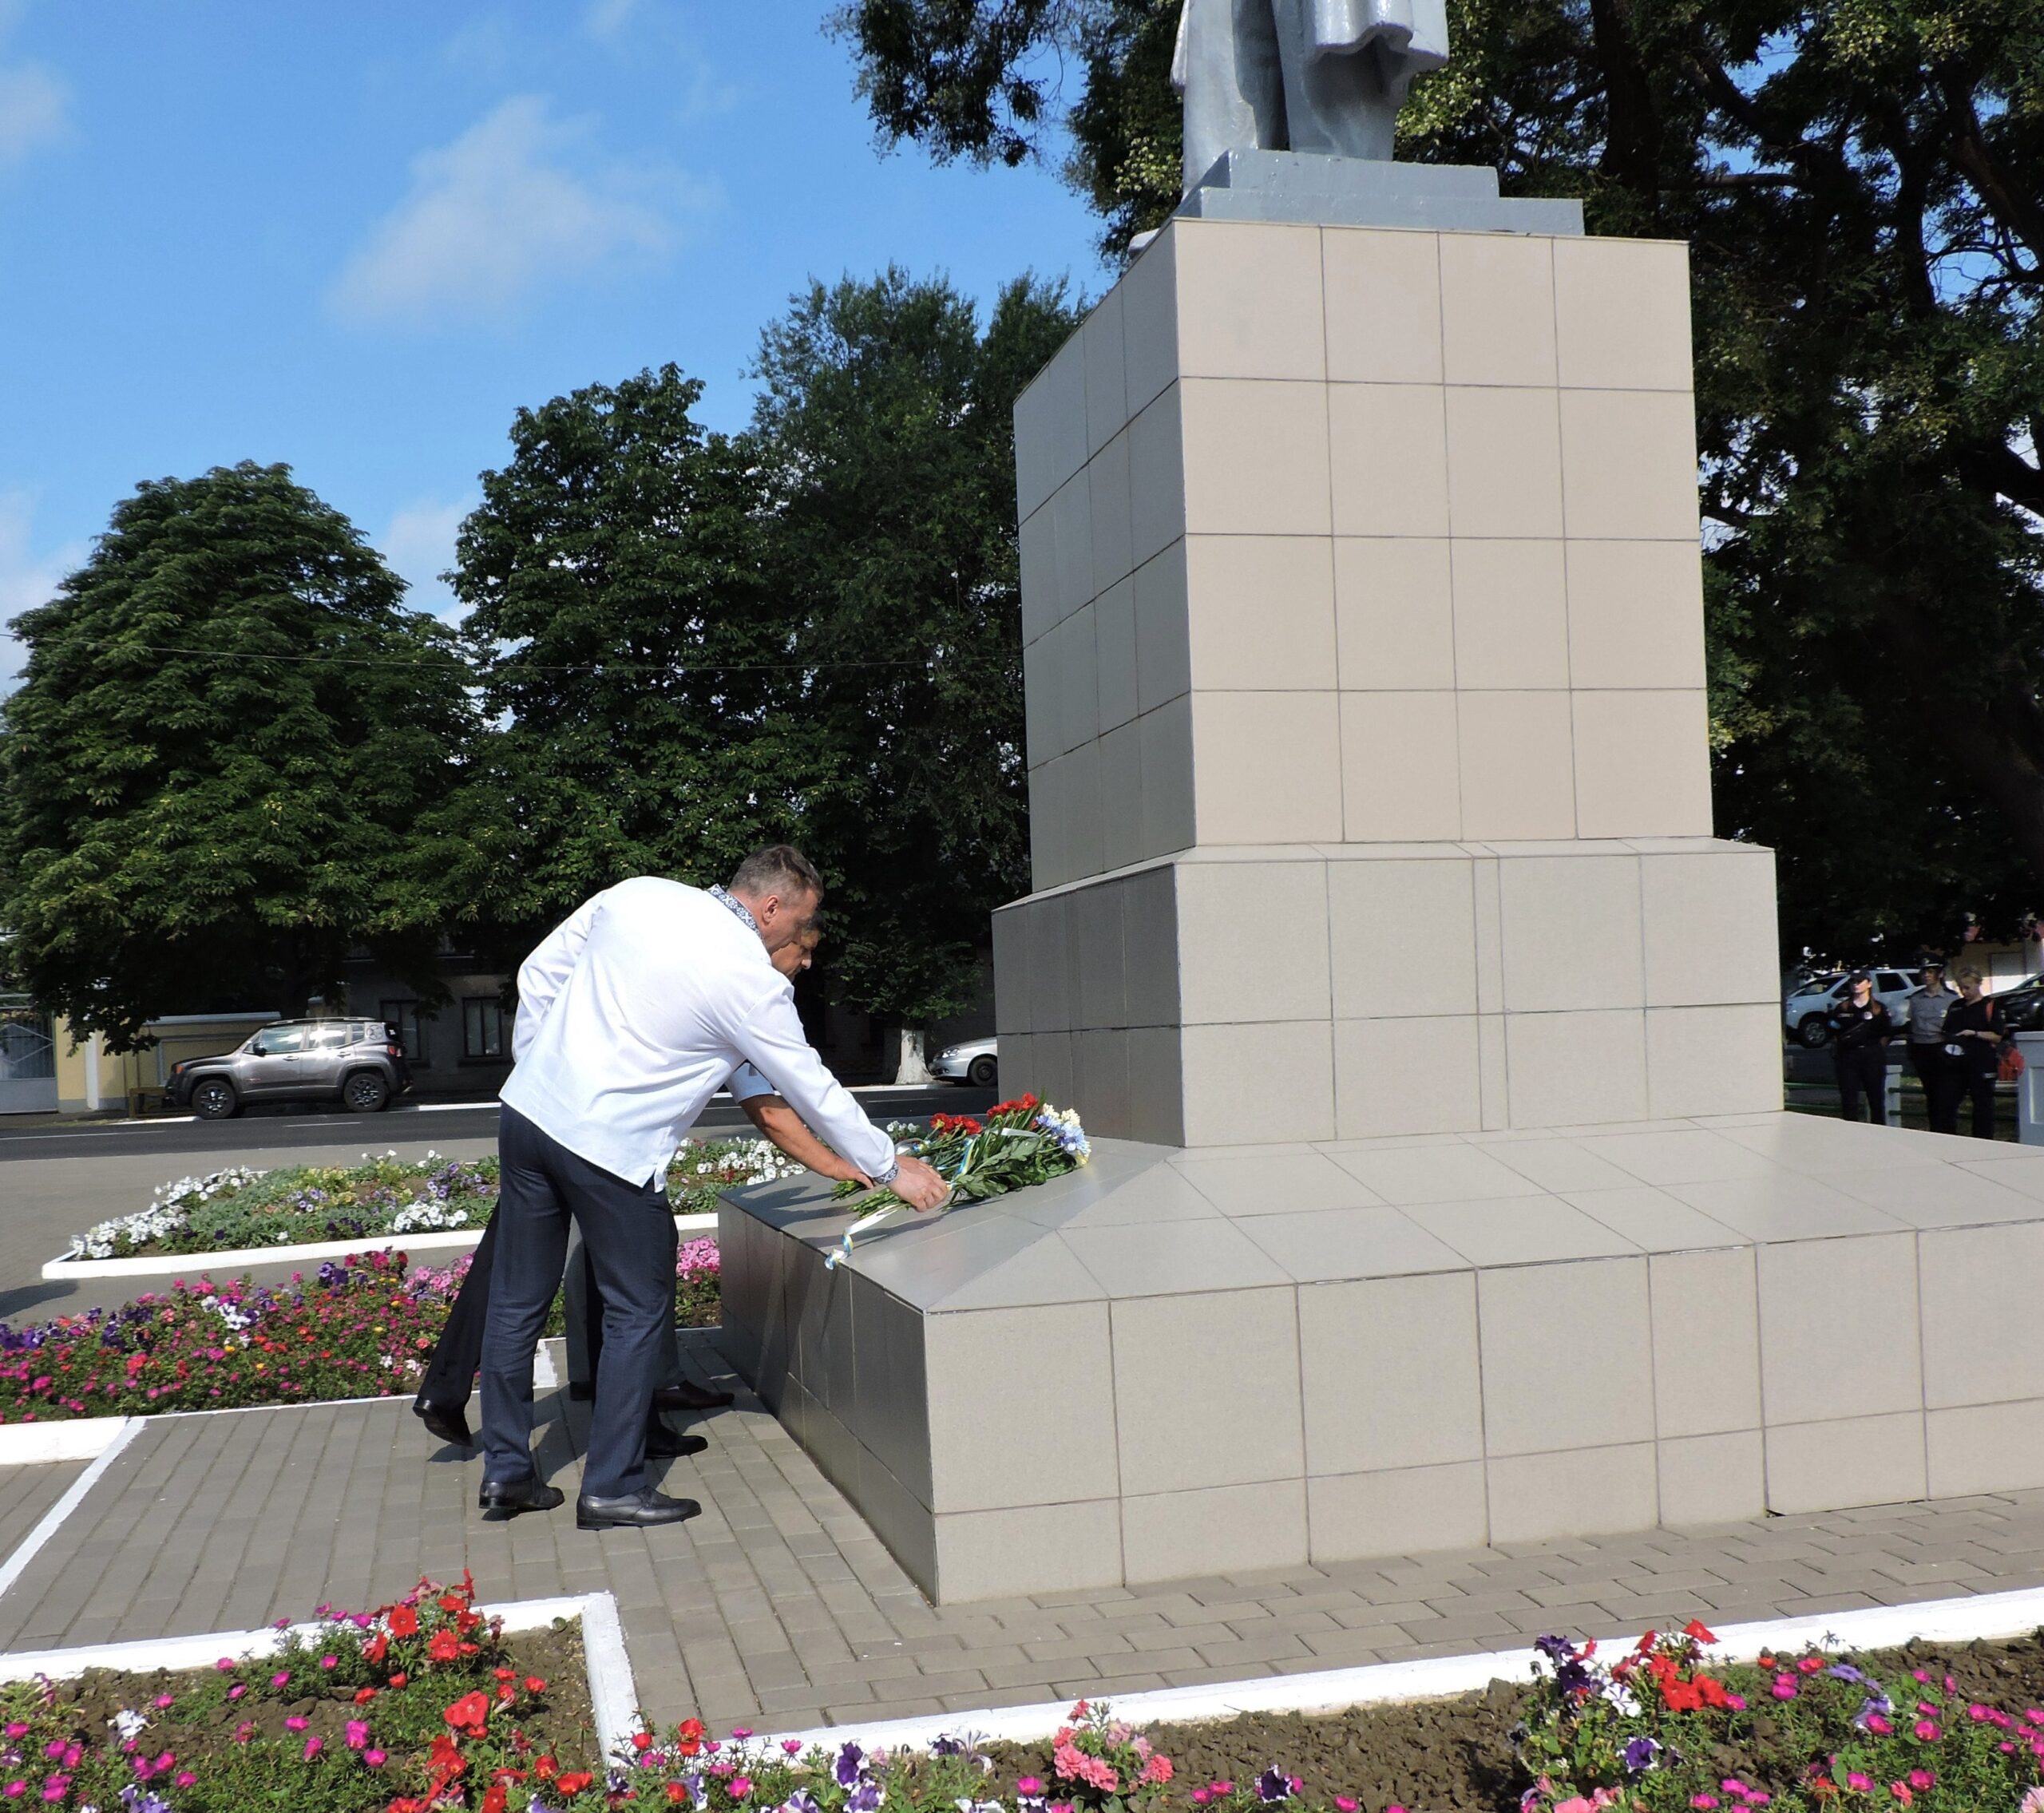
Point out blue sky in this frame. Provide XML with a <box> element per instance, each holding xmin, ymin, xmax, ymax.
<box><xmin>0</xmin><ymin>0</ymin><xmax>1107</xmax><ymax>684</ymax></box>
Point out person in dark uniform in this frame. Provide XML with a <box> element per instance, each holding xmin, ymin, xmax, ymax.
<box><xmin>1940</xmin><ymin>968</ymin><xmax>2005</xmax><ymax>1140</ymax></box>
<box><xmin>1828</xmin><ymin>971</ymin><xmax>1892</xmax><ymax>1124</ymax></box>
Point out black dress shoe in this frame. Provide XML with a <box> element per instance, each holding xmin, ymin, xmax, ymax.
<box><xmin>644</xmin><ymin>1423</ymin><xmax>709</xmax><ymax>1461</ymax></box>
<box><xmin>477</xmin><ymin>1476</ymin><xmax>565</xmax><ymax>1518</ymax></box>
<box><xmin>414</xmin><ymin>1399</ymin><xmax>473</xmax><ymax>1447</ymax></box>
<box><xmin>576</xmin><ymin>1487</ymin><xmax>702</xmax><ymax>1530</ymax></box>
<box><xmin>654</xmin><ymin>1379</ymin><xmax>734</xmax><ymax>1411</ymax></box>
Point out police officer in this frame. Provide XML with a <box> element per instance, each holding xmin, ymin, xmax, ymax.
<box><xmin>1828</xmin><ymin>971</ymin><xmax>1892</xmax><ymax>1124</ymax></box>
<box><xmin>1903</xmin><ymin>959</ymin><xmax>1959</xmax><ymax>1131</ymax></box>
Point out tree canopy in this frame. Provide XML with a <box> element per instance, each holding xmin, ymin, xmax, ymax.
<box><xmin>453</xmin><ymin>364</ymin><xmax>814</xmax><ymax>927</ymax></box>
<box><xmin>457</xmin><ymin>272</ymin><xmax>1080</xmax><ymax>1031</ymax></box>
<box><xmin>837</xmin><ymin>0</ymin><xmax>2044</xmax><ymax>961</ymax></box>
<box><xmin>0</xmin><ymin>463</ymin><xmax>481</xmax><ymax>1047</ymax></box>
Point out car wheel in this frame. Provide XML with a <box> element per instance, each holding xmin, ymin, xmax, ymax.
<box><xmin>192</xmin><ymin>1078</ymin><xmax>240</xmax><ymax>1120</ymax></box>
<box><xmin>1796</xmin><ymin>1014</ymin><xmax>1832</xmax><ymax>1048</ymax></box>
<box><xmin>343</xmin><ymin>1071</ymin><xmax>391</xmax><ymax>1113</ymax></box>
<box><xmin>968</xmin><ymin>1055</ymin><xmax>998</xmax><ymax>1088</ymax></box>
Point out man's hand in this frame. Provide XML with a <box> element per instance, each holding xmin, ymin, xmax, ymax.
<box><xmin>889</xmin><ymin>1153</ymin><xmax>950</xmax><ymax>1212</ymax></box>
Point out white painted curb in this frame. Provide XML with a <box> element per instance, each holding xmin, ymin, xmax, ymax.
<box><xmin>760</xmin><ymin>1581</ymin><xmax>2044</xmax><ymax>1752</ymax></box>
<box><xmin>0</xmin><ymin>1589</ymin><xmax>640</xmax><ymax>1756</ymax></box>
<box><xmin>44</xmin><ymin>1212</ymin><xmax>718</xmax><ymax>1281</ymax></box>
<box><xmin>0</xmin><ymin>1341</ymin><xmax>561</xmax><ymax>1461</ymax></box>
<box><xmin>0</xmin><ymin>1418</ymin><xmax>136</xmax><ymax>1466</ymax></box>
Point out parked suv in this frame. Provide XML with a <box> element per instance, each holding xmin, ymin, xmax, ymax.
<box><xmin>165</xmin><ymin>1019</ymin><xmax>412</xmax><ymax>1119</ymax></box>
<box><xmin>1783</xmin><ymin>968</ymin><xmax>1925</xmax><ymax>1047</ymax></box>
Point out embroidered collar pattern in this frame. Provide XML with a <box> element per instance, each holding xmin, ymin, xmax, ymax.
<box><xmin>710</xmin><ymin>884</ymin><xmax>758</xmax><ymax>932</ymax></box>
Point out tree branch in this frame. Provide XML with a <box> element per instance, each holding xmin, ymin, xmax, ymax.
<box><xmin>1935</xmin><ymin>67</ymin><xmax>2044</xmax><ymax>267</ymax></box>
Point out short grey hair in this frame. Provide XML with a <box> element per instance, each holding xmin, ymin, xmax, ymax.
<box><xmin>729</xmin><ymin>844</ymin><xmax>823</xmax><ymax>903</ymax></box>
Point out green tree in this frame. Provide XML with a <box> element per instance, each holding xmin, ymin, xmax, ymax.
<box><xmin>834</xmin><ymin>1</ymin><xmax>1182</xmax><ymax>256</ymax></box>
<box><xmin>453</xmin><ymin>365</ymin><xmax>819</xmax><ymax>932</ymax></box>
<box><xmin>458</xmin><ymin>283</ymin><xmax>1079</xmax><ymax>1075</ymax></box>
<box><xmin>748</xmin><ymin>269</ymin><xmax>1081</xmax><ymax>1075</ymax></box>
<box><xmin>835</xmin><ymin>0</ymin><xmax>2044</xmax><ymax>960</ymax></box>
<box><xmin>0</xmin><ymin>463</ymin><xmax>483</xmax><ymax>1047</ymax></box>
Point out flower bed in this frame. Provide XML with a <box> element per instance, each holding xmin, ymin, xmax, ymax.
<box><xmin>15</xmin><ymin>1617</ymin><xmax>2044</xmax><ymax>1811</ymax></box>
<box><xmin>64</xmin><ymin>1140</ymin><xmax>798</xmax><ymax>1261</ymax></box>
<box><xmin>0</xmin><ymin>1241</ymin><xmax>721</xmax><ymax>1423</ymax></box>
<box><xmin>990</xmin><ymin>1629</ymin><xmax>2044</xmax><ymax>1813</ymax></box>
<box><xmin>0</xmin><ymin>1574</ymin><xmax>603</xmax><ymax>1811</ymax></box>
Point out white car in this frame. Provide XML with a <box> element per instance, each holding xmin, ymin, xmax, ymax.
<box><xmin>929</xmin><ymin>1036</ymin><xmax>998</xmax><ymax>1087</ymax></box>
<box><xmin>1783</xmin><ymin>968</ymin><xmax>1925</xmax><ymax>1047</ymax></box>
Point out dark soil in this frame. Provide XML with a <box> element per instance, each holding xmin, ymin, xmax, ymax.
<box><xmin>989</xmin><ymin>1632</ymin><xmax>2044</xmax><ymax>1813</ymax></box>
<box><xmin>63</xmin><ymin>1619</ymin><xmax>600</xmax><ymax>1771</ymax></box>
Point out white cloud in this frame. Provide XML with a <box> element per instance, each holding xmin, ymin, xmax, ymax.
<box><xmin>583</xmin><ymin>0</ymin><xmax>641</xmax><ymax>41</ymax></box>
<box><xmin>0</xmin><ymin>492</ymin><xmax>86</xmax><ymax>694</ymax></box>
<box><xmin>380</xmin><ymin>496</ymin><xmax>474</xmax><ymax>623</ymax></box>
<box><xmin>0</xmin><ymin>61</ymin><xmax>64</xmax><ymax>166</ymax></box>
<box><xmin>330</xmin><ymin>95</ymin><xmax>700</xmax><ymax>331</ymax></box>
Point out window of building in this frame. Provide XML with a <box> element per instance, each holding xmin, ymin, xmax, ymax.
<box><xmin>462</xmin><ymin>997</ymin><xmax>507</xmax><ymax>1060</ymax></box>
<box><xmin>382</xmin><ymin>1000</ymin><xmax>430</xmax><ymax>1067</ymax></box>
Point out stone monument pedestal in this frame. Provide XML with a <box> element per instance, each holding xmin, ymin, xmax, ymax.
<box><xmin>720</xmin><ymin>205</ymin><xmax>2044</xmax><ymax>1602</ymax></box>
<box><xmin>720</xmin><ymin>1114</ymin><xmax>2044</xmax><ymax>1602</ymax></box>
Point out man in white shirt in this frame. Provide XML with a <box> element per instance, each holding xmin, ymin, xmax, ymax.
<box><xmin>478</xmin><ymin>845</ymin><xmax>947</xmax><ymax>1529</ymax></box>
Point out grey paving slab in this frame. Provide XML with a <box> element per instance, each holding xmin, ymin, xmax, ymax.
<box><xmin>11</xmin><ymin>1327</ymin><xmax>2044</xmax><ymax>1731</ymax></box>
<box><xmin>0</xmin><ymin>1462</ymin><xmax>84</xmax><ymax>1558</ymax></box>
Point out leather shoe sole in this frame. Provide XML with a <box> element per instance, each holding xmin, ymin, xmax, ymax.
<box><xmin>576</xmin><ymin>1490</ymin><xmax>702</xmax><ymax>1530</ymax></box>
<box><xmin>414</xmin><ymin>1399</ymin><xmax>473</xmax><ymax>1447</ymax></box>
<box><xmin>644</xmin><ymin>1427</ymin><xmax>709</xmax><ymax>1461</ymax></box>
<box><xmin>477</xmin><ymin>1478</ymin><xmax>565</xmax><ymax>1518</ymax></box>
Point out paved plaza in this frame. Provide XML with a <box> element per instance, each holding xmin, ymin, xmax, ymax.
<box><xmin>1</xmin><ymin>1323</ymin><xmax>2043</xmax><ymax>1731</ymax></box>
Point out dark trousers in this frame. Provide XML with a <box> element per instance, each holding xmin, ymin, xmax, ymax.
<box><xmin>417</xmin><ymin>1221</ymin><xmax>680</xmax><ymax>1411</ymax></box>
<box><xmin>415</xmin><ymin>1213</ymin><xmax>499</xmax><ymax>1408</ymax></box>
<box><xmin>1835</xmin><ymin>1045</ymin><xmax>1888</xmax><ymax>1124</ymax></box>
<box><xmin>1960</xmin><ymin>1067</ymin><xmax>1998</xmax><ymax>1140</ymax></box>
<box><xmin>1910</xmin><ymin>1043</ymin><xmax>1959</xmax><ymax>1135</ymax></box>
<box><xmin>565</xmin><ymin>1233</ymin><xmax>683</xmax><ymax>1395</ymax></box>
<box><xmin>480</xmin><ymin>1106</ymin><xmax>679</xmax><ymax>1499</ymax></box>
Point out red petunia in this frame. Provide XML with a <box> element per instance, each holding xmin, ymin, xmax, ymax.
<box><xmin>557</xmin><ymin>1772</ymin><xmax>594</xmax><ymax>1794</ymax></box>
<box><xmin>426</xmin><ymin>1629</ymin><xmax>461</xmax><ymax>1663</ymax></box>
<box><xmin>386</xmin><ymin>1605</ymin><xmax>419</xmax><ymax>1639</ymax></box>
<box><xmin>444</xmin><ymin>1691</ymin><xmax>490</xmax><ymax>1735</ymax></box>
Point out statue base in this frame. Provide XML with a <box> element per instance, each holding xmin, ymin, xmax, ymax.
<box><xmin>720</xmin><ymin>1114</ymin><xmax>2044</xmax><ymax>1602</ymax></box>
<box><xmin>1176</xmin><ymin>149</ymin><xmax>1584</xmax><ymax>236</ymax></box>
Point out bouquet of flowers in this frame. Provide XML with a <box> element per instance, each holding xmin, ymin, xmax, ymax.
<box><xmin>824</xmin><ymin>1094</ymin><xmax>1090</xmax><ymax>1267</ymax></box>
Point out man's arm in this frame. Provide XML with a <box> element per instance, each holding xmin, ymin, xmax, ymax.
<box><xmin>741</xmin><ymin>1095</ymin><xmax>872</xmax><ymax>1185</ymax></box>
<box><xmin>730</xmin><ymin>989</ymin><xmax>949</xmax><ymax>1208</ymax></box>
<box><xmin>513</xmin><ymin>893</ymin><xmax>604</xmax><ymax>1063</ymax></box>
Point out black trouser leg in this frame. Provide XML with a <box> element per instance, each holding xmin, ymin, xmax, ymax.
<box><xmin>479</xmin><ymin>1110</ymin><xmax>574</xmax><ymax>1488</ymax></box>
<box><xmin>572</xmin><ymin>1161</ymin><xmax>678</xmax><ymax>1499</ymax></box>
<box><xmin>1910</xmin><ymin>1044</ymin><xmax>1957</xmax><ymax>1135</ymax></box>
<box><xmin>1967</xmin><ymin>1070</ymin><xmax>1998</xmax><ymax>1139</ymax></box>
<box><xmin>415</xmin><ymin>1213</ymin><xmax>497</xmax><ymax>1411</ymax></box>
<box><xmin>575</xmin><ymin>1228</ymin><xmax>684</xmax><ymax>1397</ymax></box>
<box><xmin>1836</xmin><ymin>1047</ymin><xmax>1888</xmax><ymax>1123</ymax></box>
